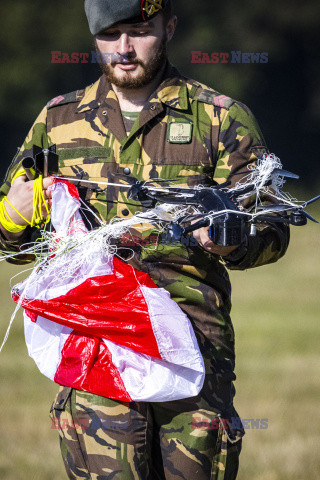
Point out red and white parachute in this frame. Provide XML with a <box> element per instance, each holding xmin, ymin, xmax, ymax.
<box><xmin>11</xmin><ymin>179</ymin><xmax>205</xmax><ymax>402</ymax></box>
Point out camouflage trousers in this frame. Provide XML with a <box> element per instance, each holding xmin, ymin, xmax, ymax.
<box><xmin>50</xmin><ymin>386</ymin><xmax>242</xmax><ymax>480</ymax></box>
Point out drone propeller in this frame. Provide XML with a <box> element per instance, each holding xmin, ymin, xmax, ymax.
<box><xmin>302</xmin><ymin>194</ymin><xmax>320</xmax><ymax>207</ymax></box>
<box><xmin>297</xmin><ymin>194</ymin><xmax>320</xmax><ymax>223</ymax></box>
<box><xmin>299</xmin><ymin>210</ymin><xmax>319</xmax><ymax>224</ymax></box>
<box><xmin>272</xmin><ymin>169</ymin><xmax>300</xmax><ymax>179</ymax></box>
<box><xmin>258</xmin><ymin>205</ymin><xmax>318</xmax><ymax>224</ymax></box>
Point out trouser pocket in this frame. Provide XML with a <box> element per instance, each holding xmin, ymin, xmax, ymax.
<box><xmin>49</xmin><ymin>386</ymin><xmax>76</xmax><ymax>435</ymax></box>
<box><xmin>49</xmin><ymin>386</ymin><xmax>90</xmax><ymax>480</ymax></box>
<box><xmin>50</xmin><ymin>386</ymin><xmax>72</xmax><ymax>415</ymax></box>
<box><xmin>210</xmin><ymin>416</ymin><xmax>243</xmax><ymax>480</ymax></box>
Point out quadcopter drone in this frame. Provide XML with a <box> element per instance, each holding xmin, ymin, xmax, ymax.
<box><xmin>126</xmin><ymin>164</ymin><xmax>320</xmax><ymax>247</ymax></box>
<box><xmin>22</xmin><ymin>146</ymin><xmax>320</xmax><ymax>248</ymax></box>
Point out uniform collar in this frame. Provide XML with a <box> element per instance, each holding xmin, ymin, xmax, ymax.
<box><xmin>76</xmin><ymin>62</ymin><xmax>191</xmax><ymax>114</ymax></box>
<box><xmin>150</xmin><ymin>62</ymin><xmax>190</xmax><ymax>110</ymax></box>
<box><xmin>76</xmin><ymin>75</ymin><xmax>115</xmax><ymax>114</ymax></box>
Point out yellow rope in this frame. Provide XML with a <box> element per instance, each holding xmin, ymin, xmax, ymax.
<box><xmin>5</xmin><ymin>197</ymin><xmax>31</xmax><ymax>225</ymax></box>
<box><xmin>0</xmin><ymin>169</ymin><xmax>51</xmax><ymax>233</ymax></box>
<box><xmin>31</xmin><ymin>175</ymin><xmax>51</xmax><ymax>227</ymax></box>
<box><xmin>0</xmin><ymin>198</ymin><xmax>27</xmax><ymax>233</ymax></box>
<box><xmin>12</xmin><ymin>168</ymin><xmax>30</xmax><ymax>182</ymax></box>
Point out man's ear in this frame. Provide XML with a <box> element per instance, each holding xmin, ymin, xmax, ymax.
<box><xmin>166</xmin><ymin>15</ymin><xmax>177</xmax><ymax>42</ymax></box>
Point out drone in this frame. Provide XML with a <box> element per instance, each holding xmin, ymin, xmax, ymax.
<box><xmin>22</xmin><ymin>146</ymin><xmax>320</xmax><ymax>248</ymax></box>
<box><xmin>126</xmin><ymin>165</ymin><xmax>320</xmax><ymax>247</ymax></box>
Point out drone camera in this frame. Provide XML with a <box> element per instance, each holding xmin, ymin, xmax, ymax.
<box><xmin>209</xmin><ymin>214</ymin><xmax>246</xmax><ymax>247</ymax></box>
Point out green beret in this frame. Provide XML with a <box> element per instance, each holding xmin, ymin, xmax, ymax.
<box><xmin>84</xmin><ymin>0</ymin><xmax>171</xmax><ymax>35</ymax></box>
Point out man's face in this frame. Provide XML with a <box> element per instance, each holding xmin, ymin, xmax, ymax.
<box><xmin>95</xmin><ymin>14</ymin><xmax>171</xmax><ymax>89</ymax></box>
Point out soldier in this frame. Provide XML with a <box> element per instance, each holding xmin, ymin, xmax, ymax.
<box><xmin>0</xmin><ymin>0</ymin><xmax>290</xmax><ymax>479</ymax></box>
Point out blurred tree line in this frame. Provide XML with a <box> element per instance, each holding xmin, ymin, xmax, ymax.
<box><xmin>1</xmin><ymin>0</ymin><xmax>319</xmax><ymax>184</ymax></box>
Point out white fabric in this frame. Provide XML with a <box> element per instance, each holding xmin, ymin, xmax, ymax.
<box><xmin>141</xmin><ymin>286</ymin><xmax>204</xmax><ymax>369</ymax></box>
<box><xmin>104</xmin><ymin>337</ymin><xmax>204</xmax><ymax>402</ymax></box>
<box><xmin>19</xmin><ymin>252</ymin><xmax>114</xmax><ymax>301</ymax></box>
<box><xmin>18</xmin><ymin>181</ymin><xmax>114</xmax><ymax>300</ymax></box>
<box><xmin>50</xmin><ymin>182</ymin><xmax>83</xmax><ymax>235</ymax></box>
<box><xmin>24</xmin><ymin>315</ymin><xmax>72</xmax><ymax>380</ymax></box>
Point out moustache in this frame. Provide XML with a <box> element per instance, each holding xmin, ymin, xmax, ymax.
<box><xmin>110</xmin><ymin>55</ymin><xmax>144</xmax><ymax>67</ymax></box>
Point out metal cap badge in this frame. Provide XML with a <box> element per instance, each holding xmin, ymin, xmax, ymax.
<box><xmin>141</xmin><ymin>0</ymin><xmax>163</xmax><ymax>20</ymax></box>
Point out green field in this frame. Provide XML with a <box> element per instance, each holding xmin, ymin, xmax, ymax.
<box><xmin>0</xmin><ymin>213</ymin><xmax>319</xmax><ymax>480</ymax></box>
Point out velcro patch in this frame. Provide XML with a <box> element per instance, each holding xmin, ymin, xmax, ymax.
<box><xmin>47</xmin><ymin>90</ymin><xmax>80</xmax><ymax>109</ymax></box>
<box><xmin>197</xmin><ymin>89</ymin><xmax>234</xmax><ymax>110</ymax></box>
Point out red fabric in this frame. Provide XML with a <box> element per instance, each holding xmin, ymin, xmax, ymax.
<box><xmin>25</xmin><ymin>309</ymin><xmax>38</xmax><ymax>323</ymax></box>
<box><xmin>52</xmin><ymin>177</ymin><xmax>79</xmax><ymax>199</ymax></box>
<box><xmin>13</xmin><ymin>257</ymin><xmax>162</xmax><ymax>359</ymax></box>
<box><xmin>54</xmin><ymin>330</ymin><xmax>132</xmax><ymax>402</ymax></box>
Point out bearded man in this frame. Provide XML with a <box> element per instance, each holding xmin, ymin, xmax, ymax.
<box><xmin>0</xmin><ymin>1</ymin><xmax>289</xmax><ymax>479</ymax></box>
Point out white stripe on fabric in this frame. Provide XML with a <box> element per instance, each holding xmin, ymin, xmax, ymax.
<box><xmin>24</xmin><ymin>314</ymin><xmax>72</xmax><ymax>381</ymax></box>
<box><xmin>140</xmin><ymin>286</ymin><xmax>204</xmax><ymax>372</ymax></box>
<box><xmin>18</xmin><ymin>180</ymin><xmax>114</xmax><ymax>301</ymax></box>
<box><xmin>103</xmin><ymin>337</ymin><xmax>204</xmax><ymax>402</ymax></box>
<box><xmin>50</xmin><ymin>182</ymin><xmax>81</xmax><ymax>235</ymax></box>
<box><xmin>20</xmin><ymin>252</ymin><xmax>114</xmax><ymax>301</ymax></box>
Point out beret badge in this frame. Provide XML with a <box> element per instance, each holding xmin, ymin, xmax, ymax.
<box><xmin>141</xmin><ymin>0</ymin><xmax>163</xmax><ymax>19</ymax></box>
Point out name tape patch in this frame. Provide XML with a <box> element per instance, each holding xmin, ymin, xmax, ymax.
<box><xmin>168</xmin><ymin>122</ymin><xmax>193</xmax><ymax>144</ymax></box>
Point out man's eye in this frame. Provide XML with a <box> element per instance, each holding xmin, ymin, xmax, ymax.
<box><xmin>101</xmin><ymin>31</ymin><xmax>119</xmax><ymax>38</ymax></box>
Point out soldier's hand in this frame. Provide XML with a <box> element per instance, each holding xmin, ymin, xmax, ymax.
<box><xmin>0</xmin><ymin>175</ymin><xmax>54</xmax><ymax>239</ymax></box>
<box><xmin>192</xmin><ymin>225</ymin><xmax>239</xmax><ymax>256</ymax></box>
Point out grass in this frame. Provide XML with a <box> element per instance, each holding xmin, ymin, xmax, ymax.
<box><xmin>231</xmin><ymin>207</ymin><xmax>320</xmax><ymax>480</ymax></box>
<box><xmin>0</xmin><ymin>207</ymin><xmax>319</xmax><ymax>479</ymax></box>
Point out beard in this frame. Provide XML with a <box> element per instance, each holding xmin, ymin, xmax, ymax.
<box><xmin>96</xmin><ymin>36</ymin><xmax>168</xmax><ymax>89</ymax></box>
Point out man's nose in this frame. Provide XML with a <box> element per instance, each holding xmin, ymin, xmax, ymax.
<box><xmin>118</xmin><ymin>33</ymin><xmax>134</xmax><ymax>56</ymax></box>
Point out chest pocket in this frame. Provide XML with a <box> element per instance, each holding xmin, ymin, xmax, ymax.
<box><xmin>57</xmin><ymin>147</ymin><xmax>145</xmax><ymax>222</ymax></box>
<box><xmin>57</xmin><ymin>147</ymin><xmax>117</xmax><ymax>221</ymax></box>
<box><xmin>140</xmin><ymin>114</ymin><xmax>215</xmax><ymax>188</ymax></box>
<box><xmin>57</xmin><ymin>147</ymin><xmax>115</xmax><ymax>180</ymax></box>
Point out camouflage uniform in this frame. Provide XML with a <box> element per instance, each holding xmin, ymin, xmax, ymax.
<box><xmin>0</xmin><ymin>62</ymin><xmax>289</xmax><ymax>479</ymax></box>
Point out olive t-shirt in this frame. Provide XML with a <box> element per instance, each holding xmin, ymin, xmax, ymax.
<box><xmin>121</xmin><ymin>110</ymin><xmax>140</xmax><ymax>136</ymax></box>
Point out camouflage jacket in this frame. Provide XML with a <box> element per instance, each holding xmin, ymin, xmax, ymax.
<box><xmin>0</xmin><ymin>62</ymin><xmax>289</xmax><ymax>412</ymax></box>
